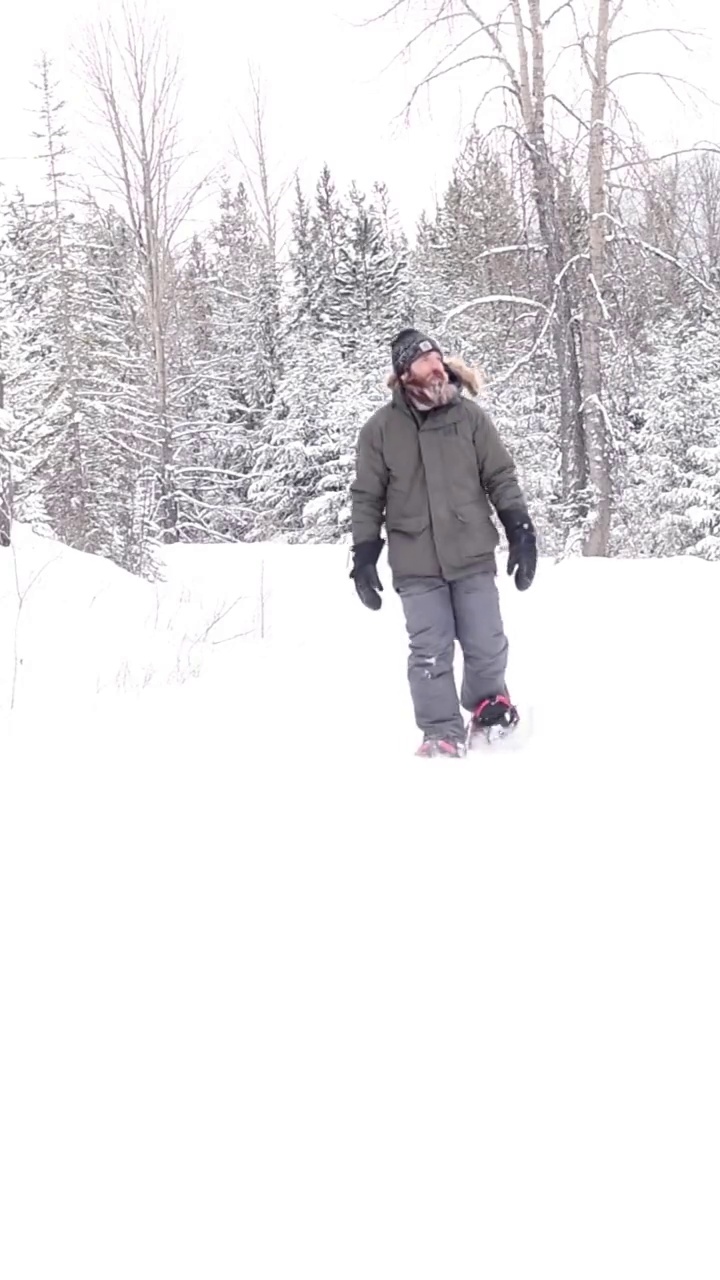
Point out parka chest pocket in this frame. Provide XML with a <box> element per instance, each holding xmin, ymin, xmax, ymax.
<box><xmin>383</xmin><ymin>420</ymin><xmax>423</xmax><ymax>481</ymax></box>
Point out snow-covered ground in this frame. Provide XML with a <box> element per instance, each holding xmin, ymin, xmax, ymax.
<box><xmin>1</xmin><ymin>526</ymin><xmax>719</xmax><ymax>1279</ymax></box>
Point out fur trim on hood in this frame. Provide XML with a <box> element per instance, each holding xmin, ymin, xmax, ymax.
<box><xmin>386</xmin><ymin>355</ymin><xmax>482</xmax><ymax>397</ymax></box>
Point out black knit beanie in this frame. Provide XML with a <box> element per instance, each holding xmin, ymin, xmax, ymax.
<box><xmin>390</xmin><ymin>328</ymin><xmax>443</xmax><ymax>377</ymax></box>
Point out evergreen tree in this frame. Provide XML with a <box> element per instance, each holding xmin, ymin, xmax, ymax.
<box><xmin>75</xmin><ymin>199</ymin><xmax>155</xmax><ymax>572</ymax></box>
<box><xmin>171</xmin><ymin>228</ymin><xmax>250</xmax><ymax>541</ymax></box>
<box><xmin>334</xmin><ymin>182</ymin><xmax>410</xmax><ymax>353</ymax></box>
<box><xmin>1</xmin><ymin>59</ymin><xmax>151</xmax><ymax>570</ymax></box>
<box><xmin>624</xmin><ymin>311</ymin><xmax>720</xmax><ymax>557</ymax></box>
<box><xmin>248</xmin><ymin>325</ymin><xmax>385</xmax><ymax>542</ymax></box>
<box><xmin>210</xmin><ymin>180</ymin><xmax>278</xmax><ymax>420</ymax></box>
<box><xmin>313</xmin><ymin>164</ymin><xmax>347</xmax><ymax>314</ymax></box>
<box><xmin>288</xmin><ymin>175</ymin><xmax>321</xmax><ymax>325</ymax></box>
<box><xmin>3</xmin><ymin>59</ymin><xmax>88</xmax><ymax>548</ymax></box>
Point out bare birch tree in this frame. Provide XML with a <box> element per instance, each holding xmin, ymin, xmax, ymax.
<box><xmin>77</xmin><ymin>2</ymin><xmax>194</xmax><ymax>543</ymax></box>
<box><xmin>232</xmin><ymin>70</ymin><xmax>289</xmax><ymax>395</ymax></box>
<box><xmin>233</xmin><ymin>69</ymin><xmax>290</xmax><ymax>264</ymax></box>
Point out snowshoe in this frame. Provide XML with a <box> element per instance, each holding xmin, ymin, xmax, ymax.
<box><xmin>467</xmin><ymin>693</ymin><xmax>519</xmax><ymax>748</ymax></box>
<box><xmin>415</xmin><ymin>733</ymin><xmax>466</xmax><ymax>759</ymax></box>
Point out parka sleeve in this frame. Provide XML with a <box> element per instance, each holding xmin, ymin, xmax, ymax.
<box><xmin>350</xmin><ymin>415</ymin><xmax>389</xmax><ymax>545</ymax></box>
<box><xmin>472</xmin><ymin>404</ymin><xmax>527</xmax><ymax>515</ymax></box>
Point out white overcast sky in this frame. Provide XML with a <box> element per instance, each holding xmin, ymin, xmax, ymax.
<box><xmin>1</xmin><ymin>0</ymin><xmax>719</xmax><ymax>236</ymax></box>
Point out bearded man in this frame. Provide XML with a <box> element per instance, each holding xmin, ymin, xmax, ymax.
<box><xmin>349</xmin><ymin>328</ymin><xmax>537</xmax><ymax>758</ymax></box>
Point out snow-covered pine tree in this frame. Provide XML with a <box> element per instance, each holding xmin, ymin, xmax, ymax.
<box><xmin>248</xmin><ymin>325</ymin><xmax>386</xmax><ymax>542</ymax></box>
<box><xmin>262</xmin><ymin>173</ymin><xmax>411</xmax><ymax>544</ymax></box>
<box><xmin>411</xmin><ymin>206</ymin><xmax>453</xmax><ymax>340</ymax></box>
<box><xmin>334</xmin><ymin>181</ymin><xmax>411</xmax><ymax>355</ymax></box>
<box><xmin>311</xmin><ymin>164</ymin><xmax>349</xmax><ymax>332</ymax></box>
<box><xmin>173</xmin><ymin>233</ymin><xmax>217</xmax><ymax>538</ymax></box>
<box><xmin>683</xmin><ymin>440</ymin><xmax>720</xmax><ymax>560</ymax></box>
<box><xmin>624</xmin><ymin>309</ymin><xmax>720</xmax><ymax>558</ymax></box>
<box><xmin>170</xmin><ymin>227</ymin><xmax>251</xmax><ymax>541</ymax></box>
<box><xmin>76</xmin><ymin>198</ymin><xmax>157</xmax><ymax>572</ymax></box>
<box><xmin>1</xmin><ymin>57</ymin><xmax>150</xmax><ymax>569</ymax></box>
<box><xmin>210</xmin><ymin>180</ymin><xmax>278</xmax><ymax>423</ymax></box>
<box><xmin>174</xmin><ymin>177</ymin><xmax>284</xmax><ymax>540</ymax></box>
<box><xmin>288</xmin><ymin>176</ymin><xmax>317</xmax><ymax>325</ymax></box>
<box><xmin>2</xmin><ymin>58</ymin><xmax>89</xmax><ymax>548</ymax></box>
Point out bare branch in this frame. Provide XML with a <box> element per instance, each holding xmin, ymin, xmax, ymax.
<box><xmin>353</xmin><ymin>0</ymin><xmax>414</xmax><ymax>27</ymax></box>
<box><xmin>469</xmin><ymin>84</ymin><xmax>523</xmax><ymax>137</ymax></box>
<box><xmin>543</xmin><ymin>1</ymin><xmax>576</xmax><ymax>29</ymax></box>
<box><xmin>605</xmin><ymin>0</ymin><xmax>629</xmax><ymax>32</ymax></box>
<box><xmin>608</xmin><ymin>26</ymin><xmax>702</xmax><ymax>52</ymax></box>
<box><xmin>406</xmin><ymin>51</ymin><xmax>513</xmax><ymax>114</ymax></box>
<box><xmin>378</xmin><ymin>7</ymin><xmax>461</xmax><ymax>74</ymax></box>
<box><xmin>491</xmin><ymin>295</ymin><xmax>558</xmax><ymax>386</ymax></box>
<box><xmin>607</xmin><ymin>145</ymin><xmax>720</xmax><ymax>174</ymax></box>
<box><xmin>602</xmin><ymin>211</ymin><xmax>718</xmax><ymax>295</ymax></box>
<box><xmin>608</xmin><ymin>71</ymin><xmax>720</xmax><ymax>110</ymax></box>
<box><xmin>231</xmin><ymin>66</ymin><xmax>290</xmax><ymax>259</ymax></box>
<box><xmin>460</xmin><ymin>0</ymin><xmax>522</xmax><ymax>100</ymax></box>
<box><xmin>546</xmin><ymin>92</ymin><xmax>590</xmax><ymax>132</ymax></box>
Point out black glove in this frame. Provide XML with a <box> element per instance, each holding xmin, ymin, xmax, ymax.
<box><xmin>350</xmin><ymin>538</ymin><xmax>384</xmax><ymax>610</ymax></box>
<box><xmin>499</xmin><ymin>509</ymin><xmax>537</xmax><ymax>591</ymax></box>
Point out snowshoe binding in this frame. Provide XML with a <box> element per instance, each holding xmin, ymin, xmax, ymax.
<box><xmin>467</xmin><ymin>693</ymin><xmax>519</xmax><ymax>748</ymax></box>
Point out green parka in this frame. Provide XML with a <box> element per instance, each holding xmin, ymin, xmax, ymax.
<box><xmin>350</xmin><ymin>358</ymin><xmax>527</xmax><ymax>581</ymax></box>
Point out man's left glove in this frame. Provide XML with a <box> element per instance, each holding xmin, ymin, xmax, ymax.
<box><xmin>350</xmin><ymin>538</ymin><xmax>384</xmax><ymax>610</ymax></box>
<box><xmin>499</xmin><ymin>510</ymin><xmax>537</xmax><ymax>591</ymax></box>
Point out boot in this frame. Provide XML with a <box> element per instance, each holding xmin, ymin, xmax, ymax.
<box><xmin>415</xmin><ymin>733</ymin><xmax>466</xmax><ymax>759</ymax></box>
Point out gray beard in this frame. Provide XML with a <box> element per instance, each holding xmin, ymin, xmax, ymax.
<box><xmin>404</xmin><ymin>377</ymin><xmax>459</xmax><ymax>411</ymax></box>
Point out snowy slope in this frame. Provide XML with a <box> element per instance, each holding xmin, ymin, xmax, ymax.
<box><xmin>0</xmin><ymin>524</ymin><xmax>224</xmax><ymax>710</ymax></box>
<box><xmin>1</xmin><ymin>534</ymin><xmax>720</xmax><ymax>1280</ymax></box>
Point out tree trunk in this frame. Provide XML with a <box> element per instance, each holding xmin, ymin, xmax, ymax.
<box><xmin>532</xmin><ymin>154</ymin><xmax>587</xmax><ymax>510</ymax></box>
<box><xmin>516</xmin><ymin>0</ymin><xmax>587</xmax><ymax>526</ymax></box>
<box><xmin>581</xmin><ymin>0</ymin><xmax>612</xmax><ymax>555</ymax></box>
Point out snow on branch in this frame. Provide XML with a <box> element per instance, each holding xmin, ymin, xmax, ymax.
<box><xmin>438</xmin><ymin>294</ymin><xmax>549</xmax><ymax>333</ymax></box>
<box><xmin>588</xmin><ymin>272</ymin><xmax>610</xmax><ymax>323</ymax></box>
<box><xmin>465</xmin><ymin>242</ymin><xmax>546</xmax><ymax>258</ymax></box>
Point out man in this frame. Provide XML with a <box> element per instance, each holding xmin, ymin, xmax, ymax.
<box><xmin>349</xmin><ymin>327</ymin><xmax>537</xmax><ymax>758</ymax></box>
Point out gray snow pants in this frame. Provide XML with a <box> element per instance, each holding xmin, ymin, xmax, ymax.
<box><xmin>396</xmin><ymin>571</ymin><xmax>509</xmax><ymax>740</ymax></box>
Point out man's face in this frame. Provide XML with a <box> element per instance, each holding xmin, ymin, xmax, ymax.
<box><xmin>403</xmin><ymin>349</ymin><xmax>447</xmax><ymax>387</ymax></box>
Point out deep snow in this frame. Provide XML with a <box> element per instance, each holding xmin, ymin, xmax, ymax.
<box><xmin>1</xmin><ymin>528</ymin><xmax>719</xmax><ymax>1279</ymax></box>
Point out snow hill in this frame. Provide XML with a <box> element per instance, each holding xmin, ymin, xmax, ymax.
<box><xmin>1</xmin><ymin>528</ymin><xmax>719</xmax><ymax>1280</ymax></box>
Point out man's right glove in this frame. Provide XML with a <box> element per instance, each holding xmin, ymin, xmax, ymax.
<box><xmin>350</xmin><ymin>538</ymin><xmax>384</xmax><ymax>611</ymax></box>
<box><xmin>499</xmin><ymin>510</ymin><xmax>537</xmax><ymax>591</ymax></box>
